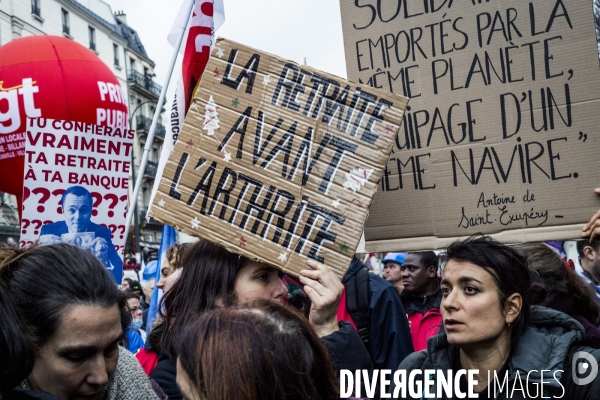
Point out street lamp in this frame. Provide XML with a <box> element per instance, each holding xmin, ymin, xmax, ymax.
<box><xmin>128</xmin><ymin>100</ymin><xmax>157</xmax><ymax>265</ymax></box>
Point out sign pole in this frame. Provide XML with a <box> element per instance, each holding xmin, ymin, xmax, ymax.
<box><xmin>123</xmin><ymin>0</ymin><xmax>195</xmax><ymax>243</ymax></box>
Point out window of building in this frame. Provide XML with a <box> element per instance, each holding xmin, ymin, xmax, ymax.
<box><xmin>61</xmin><ymin>9</ymin><xmax>70</xmax><ymax>35</ymax></box>
<box><xmin>142</xmin><ymin>188</ymin><xmax>148</xmax><ymax>210</ymax></box>
<box><xmin>88</xmin><ymin>26</ymin><xmax>96</xmax><ymax>51</ymax></box>
<box><xmin>31</xmin><ymin>0</ymin><xmax>41</xmax><ymax>17</ymax></box>
<box><xmin>113</xmin><ymin>44</ymin><xmax>119</xmax><ymax>66</ymax></box>
<box><xmin>130</xmin><ymin>57</ymin><xmax>136</xmax><ymax>71</ymax></box>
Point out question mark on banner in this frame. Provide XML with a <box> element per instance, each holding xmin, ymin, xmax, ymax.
<box><xmin>114</xmin><ymin>245</ymin><xmax>125</xmax><ymax>255</ymax></box>
<box><xmin>119</xmin><ymin>195</ymin><xmax>128</xmax><ymax>218</ymax></box>
<box><xmin>32</xmin><ymin>188</ymin><xmax>51</xmax><ymax>213</ymax></box>
<box><xmin>108</xmin><ymin>224</ymin><xmax>117</xmax><ymax>239</ymax></box>
<box><xmin>117</xmin><ymin>225</ymin><xmax>126</xmax><ymax>239</ymax></box>
<box><xmin>43</xmin><ymin>220</ymin><xmax>53</xmax><ymax>225</ymax></box>
<box><xmin>21</xmin><ymin>219</ymin><xmax>30</xmax><ymax>234</ymax></box>
<box><xmin>19</xmin><ymin>240</ymin><xmax>34</xmax><ymax>248</ymax></box>
<box><xmin>90</xmin><ymin>192</ymin><xmax>103</xmax><ymax>217</ymax></box>
<box><xmin>31</xmin><ymin>220</ymin><xmax>43</xmax><ymax>235</ymax></box>
<box><xmin>104</xmin><ymin>194</ymin><xmax>119</xmax><ymax>218</ymax></box>
<box><xmin>52</xmin><ymin>189</ymin><xmax>66</xmax><ymax>214</ymax></box>
<box><xmin>23</xmin><ymin>187</ymin><xmax>31</xmax><ymax>210</ymax></box>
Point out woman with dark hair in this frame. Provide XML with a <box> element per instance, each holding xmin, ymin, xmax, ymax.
<box><xmin>396</xmin><ymin>235</ymin><xmax>600</xmax><ymax>399</ymax></box>
<box><xmin>0</xmin><ymin>279</ymin><xmax>60</xmax><ymax>399</ymax></box>
<box><xmin>176</xmin><ymin>299</ymin><xmax>339</xmax><ymax>400</ymax></box>
<box><xmin>136</xmin><ymin>243</ymin><xmax>191</xmax><ymax>375</ymax></box>
<box><xmin>516</xmin><ymin>243</ymin><xmax>600</xmax><ymax>348</ymax></box>
<box><xmin>150</xmin><ymin>240</ymin><xmax>371</xmax><ymax>399</ymax></box>
<box><xmin>0</xmin><ymin>243</ymin><xmax>159</xmax><ymax>400</ymax></box>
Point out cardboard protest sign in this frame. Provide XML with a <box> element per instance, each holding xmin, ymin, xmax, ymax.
<box><xmin>340</xmin><ymin>0</ymin><xmax>600</xmax><ymax>251</ymax></box>
<box><xmin>21</xmin><ymin>118</ymin><xmax>132</xmax><ymax>283</ymax></box>
<box><xmin>149</xmin><ymin>38</ymin><xmax>408</xmax><ymax>278</ymax></box>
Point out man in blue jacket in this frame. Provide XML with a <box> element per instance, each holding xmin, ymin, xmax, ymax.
<box><xmin>39</xmin><ymin>185</ymin><xmax>122</xmax><ymax>281</ymax></box>
<box><xmin>343</xmin><ymin>256</ymin><xmax>414</xmax><ymax>370</ymax></box>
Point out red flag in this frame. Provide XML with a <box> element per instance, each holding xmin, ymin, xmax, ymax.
<box><xmin>149</xmin><ymin>0</ymin><xmax>224</xmax><ymax>212</ymax></box>
<box><xmin>169</xmin><ymin>0</ymin><xmax>225</xmax><ymax>111</ymax></box>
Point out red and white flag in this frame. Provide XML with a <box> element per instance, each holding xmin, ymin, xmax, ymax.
<box><xmin>149</xmin><ymin>0</ymin><xmax>225</xmax><ymax>212</ymax></box>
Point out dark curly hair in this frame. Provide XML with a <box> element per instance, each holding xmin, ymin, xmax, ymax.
<box><xmin>165</xmin><ymin>242</ymin><xmax>191</xmax><ymax>273</ymax></box>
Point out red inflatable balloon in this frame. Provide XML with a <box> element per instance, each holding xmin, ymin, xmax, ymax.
<box><xmin>0</xmin><ymin>35</ymin><xmax>129</xmax><ymax>205</ymax></box>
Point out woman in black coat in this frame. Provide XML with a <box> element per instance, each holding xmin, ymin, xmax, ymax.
<box><xmin>395</xmin><ymin>236</ymin><xmax>600</xmax><ymax>400</ymax></box>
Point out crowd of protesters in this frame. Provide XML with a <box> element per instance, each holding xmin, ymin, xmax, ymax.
<box><xmin>2</xmin><ymin>194</ymin><xmax>600</xmax><ymax>399</ymax></box>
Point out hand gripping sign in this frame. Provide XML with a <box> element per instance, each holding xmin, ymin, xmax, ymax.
<box><xmin>149</xmin><ymin>38</ymin><xmax>409</xmax><ymax>278</ymax></box>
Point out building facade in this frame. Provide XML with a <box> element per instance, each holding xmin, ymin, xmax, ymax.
<box><xmin>0</xmin><ymin>0</ymin><xmax>165</xmax><ymax>247</ymax></box>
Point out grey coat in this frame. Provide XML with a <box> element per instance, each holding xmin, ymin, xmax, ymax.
<box><xmin>396</xmin><ymin>306</ymin><xmax>600</xmax><ymax>399</ymax></box>
<box><xmin>22</xmin><ymin>347</ymin><xmax>159</xmax><ymax>400</ymax></box>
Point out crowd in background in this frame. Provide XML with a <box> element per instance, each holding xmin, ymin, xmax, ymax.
<box><xmin>2</xmin><ymin>199</ymin><xmax>600</xmax><ymax>399</ymax></box>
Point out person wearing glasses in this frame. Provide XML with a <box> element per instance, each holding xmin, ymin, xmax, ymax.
<box><xmin>124</xmin><ymin>291</ymin><xmax>145</xmax><ymax>354</ymax></box>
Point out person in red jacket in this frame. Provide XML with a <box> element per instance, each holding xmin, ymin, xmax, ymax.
<box><xmin>399</xmin><ymin>251</ymin><xmax>442</xmax><ymax>351</ymax></box>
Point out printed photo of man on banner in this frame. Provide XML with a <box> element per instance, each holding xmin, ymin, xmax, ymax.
<box><xmin>38</xmin><ymin>185</ymin><xmax>122</xmax><ymax>272</ymax></box>
<box><xmin>21</xmin><ymin>118</ymin><xmax>133</xmax><ymax>283</ymax></box>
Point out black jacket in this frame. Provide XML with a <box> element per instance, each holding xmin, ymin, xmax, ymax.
<box><xmin>149</xmin><ymin>350</ymin><xmax>180</xmax><ymax>400</ymax></box>
<box><xmin>396</xmin><ymin>306</ymin><xmax>600</xmax><ymax>399</ymax></box>
<box><xmin>343</xmin><ymin>257</ymin><xmax>414</xmax><ymax>370</ymax></box>
<box><xmin>322</xmin><ymin>320</ymin><xmax>373</xmax><ymax>373</ymax></box>
<box><xmin>400</xmin><ymin>279</ymin><xmax>442</xmax><ymax>315</ymax></box>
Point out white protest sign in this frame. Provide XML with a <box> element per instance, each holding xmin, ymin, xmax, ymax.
<box><xmin>21</xmin><ymin>118</ymin><xmax>133</xmax><ymax>283</ymax></box>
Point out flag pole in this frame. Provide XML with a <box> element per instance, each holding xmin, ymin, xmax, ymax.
<box><xmin>124</xmin><ymin>0</ymin><xmax>195</xmax><ymax>244</ymax></box>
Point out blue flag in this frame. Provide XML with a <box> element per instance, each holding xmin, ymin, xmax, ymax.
<box><xmin>142</xmin><ymin>260</ymin><xmax>158</xmax><ymax>281</ymax></box>
<box><xmin>146</xmin><ymin>224</ymin><xmax>177</xmax><ymax>335</ymax></box>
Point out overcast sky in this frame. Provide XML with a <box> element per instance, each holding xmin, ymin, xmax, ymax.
<box><xmin>103</xmin><ymin>0</ymin><xmax>348</xmax><ymax>118</ymax></box>
<box><xmin>101</xmin><ymin>0</ymin><xmax>354</xmax><ymax>246</ymax></box>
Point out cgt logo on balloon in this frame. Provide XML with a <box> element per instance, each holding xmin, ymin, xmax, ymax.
<box><xmin>0</xmin><ymin>77</ymin><xmax>129</xmax><ymax>160</ymax></box>
<box><xmin>0</xmin><ymin>35</ymin><xmax>131</xmax><ymax>198</ymax></box>
<box><xmin>0</xmin><ymin>78</ymin><xmax>41</xmax><ymax>134</ymax></box>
